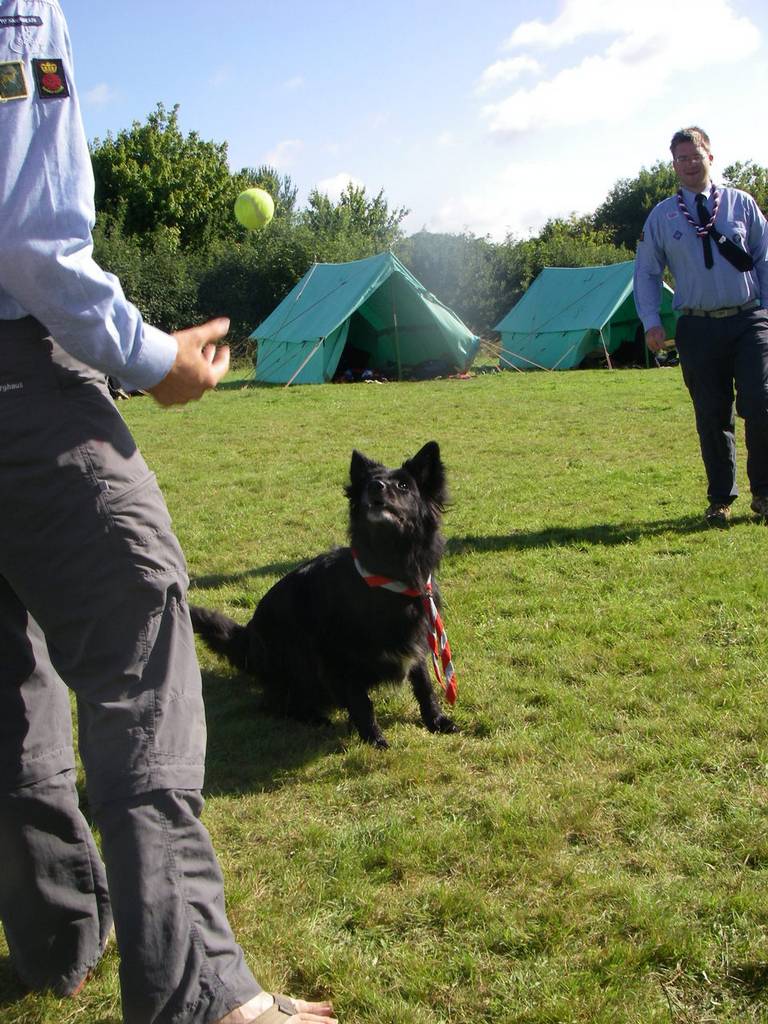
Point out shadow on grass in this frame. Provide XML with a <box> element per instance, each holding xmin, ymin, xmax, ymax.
<box><xmin>191</xmin><ymin>516</ymin><xmax>716</xmax><ymax>594</ymax></box>
<box><xmin>446</xmin><ymin>514</ymin><xmax>712</xmax><ymax>555</ymax></box>
<box><xmin>729</xmin><ymin>961</ymin><xmax>768</xmax><ymax>996</ymax></box>
<box><xmin>191</xmin><ymin>560</ymin><xmax>302</xmax><ymax>592</ymax></box>
<box><xmin>216</xmin><ymin>377</ymin><xmax>258</xmax><ymax>392</ymax></box>
<box><xmin>0</xmin><ymin>956</ymin><xmax>119</xmax><ymax>1020</ymax></box>
<box><xmin>201</xmin><ymin>668</ymin><xmax>346</xmax><ymax>797</ymax></box>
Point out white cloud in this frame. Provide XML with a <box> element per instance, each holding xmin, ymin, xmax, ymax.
<box><xmin>475</xmin><ymin>56</ymin><xmax>541</xmax><ymax>95</ymax></box>
<box><xmin>428</xmin><ymin>157</ymin><xmax>616</xmax><ymax>241</ymax></box>
<box><xmin>485</xmin><ymin>0</ymin><xmax>760</xmax><ymax>134</ymax></box>
<box><xmin>504</xmin><ymin>0</ymin><xmax>752</xmax><ymax>49</ymax></box>
<box><xmin>482</xmin><ymin>54</ymin><xmax>656</xmax><ymax>133</ymax></box>
<box><xmin>83</xmin><ymin>83</ymin><xmax>115</xmax><ymax>107</ymax></box>
<box><xmin>315</xmin><ymin>172</ymin><xmax>364</xmax><ymax>201</ymax></box>
<box><xmin>282</xmin><ymin>75</ymin><xmax>304</xmax><ymax>91</ymax></box>
<box><xmin>264</xmin><ymin>138</ymin><xmax>303</xmax><ymax>168</ymax></box>
<box><xmin>505</xmin><ymin>0</ymin><xmax>626</xmax><ymax>49</ymax></box>
<box><xmin>436</xmin><ymin>131</ymin><xmax>457</xmax><ymax>147</ymax></box>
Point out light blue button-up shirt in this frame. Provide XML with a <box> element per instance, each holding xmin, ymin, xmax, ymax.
<box><xmin>633</xmin><ymin>184</ymin><xmax>768</xmax><ymax>331</ymax></box>
<box><xmin>0</xmin><ymin>0</ymin><xmax>176</xmax><ymax>389</ymax></box>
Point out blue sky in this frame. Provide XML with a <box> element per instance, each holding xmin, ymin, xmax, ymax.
<box><xmin>64</xmin><ymin>0</ymin><xmax>768</xmax><ymax>241</ymax></box>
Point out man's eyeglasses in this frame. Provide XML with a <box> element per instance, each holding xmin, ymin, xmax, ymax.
<box><xmin>674</xmin><ymin>154</ymin><xmax>707</xmax><ymax>165</ymax></box>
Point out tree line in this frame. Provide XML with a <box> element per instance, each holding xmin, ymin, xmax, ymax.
<box><xmin>91</xmin><ymin>103</ymin><xmax>768</xmax><ymax>353</ymax></box>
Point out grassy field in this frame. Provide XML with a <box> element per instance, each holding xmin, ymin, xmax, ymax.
<box><xmin>3</xmin><ymin>366</ymin><xmax>768</xmax><ymax>1024</ymax></box>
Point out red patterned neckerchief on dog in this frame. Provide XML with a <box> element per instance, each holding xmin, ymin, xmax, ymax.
<box><xmin>351</xmin><ymin>550</ymin><xmax>457</xmax><ymax>705</ymax></box>
<box><xmin>676</xmin><ymin>186</ymin><xmax>721</xmax><ymax>236</ymax></box>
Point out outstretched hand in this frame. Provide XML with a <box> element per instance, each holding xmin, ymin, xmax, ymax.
<box><xmin>149</xmin><ymin>318</ymin><xmax>231</xmax><ymax>406</ymax></box>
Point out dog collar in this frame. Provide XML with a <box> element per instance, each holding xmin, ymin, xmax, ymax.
<box><xmin>351</xmin><ymin>550</ymin><xmax>457</xmax><ymax>705</ymax></box>
<box><xmin>351</xmin><ymin>550</ymin><xmax>422</xmax><ymax>596</ymax></box>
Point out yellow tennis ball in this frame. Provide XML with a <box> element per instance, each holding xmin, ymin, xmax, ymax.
<box><xmin>234</xmin><ymin>187</ymin><xmax>275</xmax><ymax>230</ymax></box>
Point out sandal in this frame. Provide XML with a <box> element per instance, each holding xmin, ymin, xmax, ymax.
<box><xmin>217</xmin><ymin>991</ymin><xmax>334</xmax><ymax>1024</ymax></box>
<box><xmin>255</xmin><ymin>995</ymin><xmax>300</xmax><ymax>1023</ymax></box>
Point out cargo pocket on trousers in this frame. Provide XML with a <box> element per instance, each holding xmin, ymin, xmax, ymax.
<box><xmin>103</xmin><ymin>472</ymin><xmax>188</xmax><ymax>581</ymax></box>
<box><xmin>150</xmin><ymin>595</ymin><xmax>206</xmax><ymax>769</ymax></box>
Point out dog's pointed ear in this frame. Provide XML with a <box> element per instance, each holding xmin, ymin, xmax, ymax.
<box><xmin>402</xmin><ymin>441</ymin><xmax>447</xmax><ymax>507</ymax></box>
<box><xmin>349</xmin><ymin>450</ymin><xmax>380</xmax><ymax>487</ymax></box>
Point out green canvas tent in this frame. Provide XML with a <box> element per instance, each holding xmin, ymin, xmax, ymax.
<box><xmin>251</xmin><ymin>251</ymin><xmax>479</xmax><ymax>384</ymax></box>
<box><xmin>494</xmin><ymin>261</ymin><xmax>677</xmax><ymax>370</ymax></box>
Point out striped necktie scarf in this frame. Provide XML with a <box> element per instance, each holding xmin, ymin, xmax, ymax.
<box><xmin>675</xmin><ymin>189</ymin><xmax>754</xmax><ymax>272</ymax></box>
<box><xmin>352</xmin><ymin>551</ymin><xmax>458</xmax><ymax>704</ymax></box>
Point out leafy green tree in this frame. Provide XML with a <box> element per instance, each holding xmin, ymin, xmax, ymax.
<box><xmin>92</xmin><ymin>213</ymin><xmax>201</xmax><ymax>332</ymax></box>
<box><xmin>593</xmin><ymin>161</ymin><xmax>678</xmax><ymax>249</ymax></box>
<box><xmin>723</xmin><ymin>160</ymin><xmax>768</xmax><ymax>215</ymax></box>
<box><xmin>304</xmin><ymin>183</ymin><xmax>409</xmax><ymax>252</ymax></box>
<box><xmin>196</xmin><ymin>219</ymin><xmax>318</xmax><ymax>347</ymax></box>
<box><xmin>91</xmin><ymin>102</ymin><xmax>237</xmax><ymax>246</ymax></box>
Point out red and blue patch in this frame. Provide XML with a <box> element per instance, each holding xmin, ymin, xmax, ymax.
<box><xmin>32</xmin><ymin>57</ymin><xmax>69</xmax><ymax>99</ymax></box>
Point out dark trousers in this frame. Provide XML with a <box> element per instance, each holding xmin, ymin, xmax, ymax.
<box><xmin>0</xmin><ymin>318</ymin><xmax>259</xmax><ymax>1023</ymax></box>
<box><xmin>675</xmin><ymin>307</ymin><xmax>768</xmax><ymax>505</ymax></box>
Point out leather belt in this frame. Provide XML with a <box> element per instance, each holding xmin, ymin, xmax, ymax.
<box><xmin>681</xmin><ymin>299</ymin><xmax>760</xmax><ymax>319</ymax></box>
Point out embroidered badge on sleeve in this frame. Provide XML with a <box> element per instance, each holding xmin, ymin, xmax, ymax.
<box><xmin>0</xmin><ymin>60</ymin><xmax>28</xmax><ymax>102</ymax></box>
<box><xmin>32</xmin><ymin>58</ymin><xmax>69</xmax><ymax>99</ymax></box>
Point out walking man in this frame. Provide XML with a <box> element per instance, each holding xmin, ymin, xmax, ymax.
<box><xmin>634</xmin><ymin>126</ymin><xmax>768</xmax><ymax>525</ymax></box>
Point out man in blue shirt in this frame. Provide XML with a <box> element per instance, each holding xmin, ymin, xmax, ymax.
<box><xmin>634</xmin><ymin>126</ymin><xmax>768</xmax><ymax>525</ymax></box>
<box><xmin>0</xmin><ymin>4</ymin><xmax>336</xmax><ymax>1024</ymax></box>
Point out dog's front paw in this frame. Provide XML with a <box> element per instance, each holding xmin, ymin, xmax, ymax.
<box><xmin>373</xmin><ymin>735</ymin><xmax>390</xmax><ymax>749</ymax></box>
<box><xmin>430</xmin><ymin>714</ymin><xmax>458</xmax><ymax>734</ymax></box>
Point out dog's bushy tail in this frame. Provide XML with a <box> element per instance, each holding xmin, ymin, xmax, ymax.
<box><xmin>189</xmin><ymin>605</ymin><xmax>249</xmax><ymax>671</ymax></box>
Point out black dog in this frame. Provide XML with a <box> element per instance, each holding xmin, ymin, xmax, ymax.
<box><xmin>190</xmin><ymin>441</ymin><xmax>458</xmax><ymax>748</ymax></box>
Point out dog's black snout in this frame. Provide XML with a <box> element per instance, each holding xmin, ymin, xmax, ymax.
<box><xmin>368</xmin><ymin>478</ymin><xmax>386</xmax><ymax>503</ymax></box>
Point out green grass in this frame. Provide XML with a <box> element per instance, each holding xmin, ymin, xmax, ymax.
<box><xmin>4</xmin><ymin>367</ymin><xmax>768</xmax><ymax>1023</ymax></box>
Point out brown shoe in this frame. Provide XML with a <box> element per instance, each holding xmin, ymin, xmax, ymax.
<box><xmin>705</xmin><ymin>503</ymin><xmax>732</xmax><ymax>526</ymax></box>
<box><xmin>67</xmin><ymin>924</ymin><xmax>115</xmax><ymax>998</ymax></box>
<box><xmin>751</xmin><ymin>496</ymin><xmax>768</xmax><ymax>519</ymax></box>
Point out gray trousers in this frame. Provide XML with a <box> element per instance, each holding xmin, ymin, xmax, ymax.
<box><xmin>0</xmin><ymin>318</ymin><xmax>259</xmax><ymax>1022</ymax></box>
<box><xmin>675</xmin><ymin>307</ymin><xmax>768</xmax><ymax>505</ymax></box>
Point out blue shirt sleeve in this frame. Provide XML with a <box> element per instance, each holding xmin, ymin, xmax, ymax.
<box><xmin>633</xmin><ymin>208</ymin><xmax>666</xmax><ymax>332</ymax></box>
<box><xmin>745</xmin><ymin>195</ymin><xmax>768</xmax><ymax>308</ymax></box>
<box><xmin>0</xmin><ymin>0</ymin><xmax>177</xmax><ymax>390</ymax></box>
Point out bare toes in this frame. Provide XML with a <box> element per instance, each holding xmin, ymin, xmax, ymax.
<box><xmin>291</xmin><ymin>999</ymin><xmax>336</xmax><ymax>1022</ymax></box>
